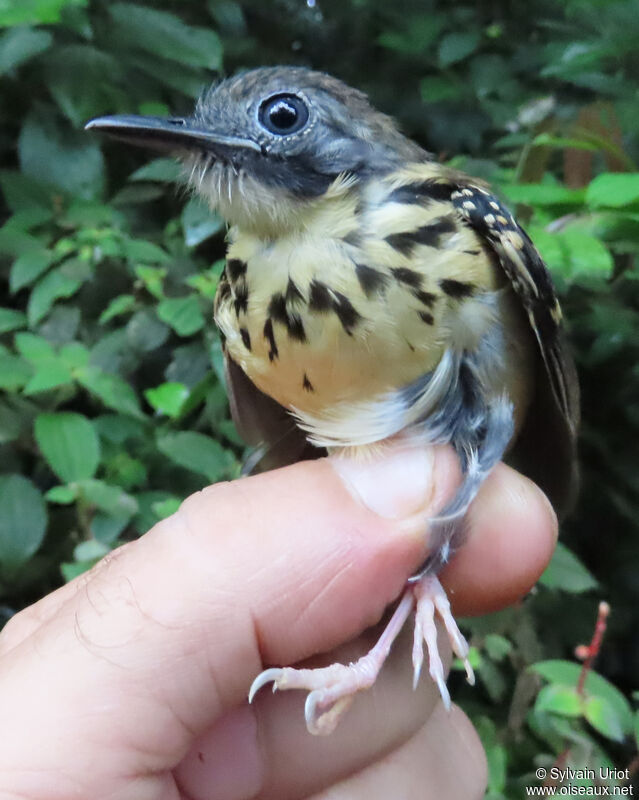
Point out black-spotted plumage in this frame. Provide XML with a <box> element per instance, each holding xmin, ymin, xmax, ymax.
<box><xmin>87</xmin><ymin>64</ymin><xmax>579</xmax><ymax>735</ymax></box>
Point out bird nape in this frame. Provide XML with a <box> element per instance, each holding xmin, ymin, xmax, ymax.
<box><xmin>86</xmin><ymin>65</ymin><xmax>579</xmax><ymax>736</ymax></box>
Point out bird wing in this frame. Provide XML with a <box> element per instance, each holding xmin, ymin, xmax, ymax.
<box><xmin>451</xmin><ymin>184</ymin><xmax>578</xmax><ymax>430</ymax></box>
<box><xmin>450</xmin><ymin>181</ymin><xmax>580</xmax><ymax>513</ymax></box>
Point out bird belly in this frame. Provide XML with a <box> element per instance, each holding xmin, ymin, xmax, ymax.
<box><xmin>216</xmin><ymin>240</ymin><xmax>448</xmax><ymax>418</ymax></box>
<box><xmin>216</xmin><ymin>197</ymin><xmax>535</xmax><ymax>447</ymax></box>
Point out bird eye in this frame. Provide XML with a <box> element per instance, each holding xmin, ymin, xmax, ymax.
<box><xmin>258</xmin><ymin>94</ymin><xmax>309</xmax><ymax>135</ymax></box>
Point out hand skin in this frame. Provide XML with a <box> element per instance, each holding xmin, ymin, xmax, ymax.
<box><xmin>0</xmin><ymin>442</ymin><xmax>557</xmax><ymax>800</ymax></box>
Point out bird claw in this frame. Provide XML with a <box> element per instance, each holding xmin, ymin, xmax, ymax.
<box><xmin>304</xmin><ymin>691</ymin><xmax>355</xmax><ymax>736</ymax></box>
<box><xmin>248</xmin><ymin>667</ymin><xmax>287</xmax><ymax>701</ymax></box>
<box><xmin>411</xmin><ymin>574</ymin><xmax>474</xmax><ymax>709</ymax></box>
<box><xmin>248</xmin><ymin>578</ymin><xmax>473</xmax><ymax>733</ymax></box>
<box><xmin>249</xmin><ymin>662</ymin><xmax>366</xmax><ymax>735</ymax></box>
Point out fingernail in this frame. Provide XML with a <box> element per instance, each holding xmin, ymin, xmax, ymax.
<box><xmin>332</xmin><ymin>444</ymin><xmax>437</xmax><ymax>520</ymax></box>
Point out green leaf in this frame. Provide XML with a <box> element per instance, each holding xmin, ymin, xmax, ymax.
<box><xmin>123</xmin><ymin>238</ymin><xmax>170</xmax><ymax>264</ymax></box>
<box><xmin>112</xmin><ymin>183</ymin><xmax>166</xmax><ymax>205</ymax></box>
<box><xmin>420</xmin><ymin>75</ymin><xmax>463</xmax><ymax>103</ymax></box>
<box><xmin>156</xmin><ymin>294</ymin><xmax>205</xmax><ymax>336</ymax></box>
<box><xmin>438</xmin><ymin>31</ymin><xmax>481</xmax><ymax>67</ymax></box>
<box><xmin>34</xmin><ymin>411</ymin><xmax>100</xmax><ymax>482</ymax></box>
<box><xmin>0</xmin><ymin>226</ymin><xmax>43</xmax><ymax>257</ymax></box>
<box><xmin>74</xmin><ymin>538</ymin><xmax>110</xmax><ymax>561</ymax></box>
<box><xmin>129</xmin><ymin>158</ymin><xmax>182</xmax><ymax>183</ymax></box>
<box><xmin>0</xmin><ymin>474</ymin><xmax>47</xmax><ymax>569</ymax></box>
<box><xmin>122</xmin><ymin>52</ymin><xmax>206</xmax><ymax>98</ymax></box>
<box><xmin>0</xmin><ymin>354</ymin><xmax>32</xmax><ymax>390</ymax></box>
<box><xmin>586</xmin><ymin>173</ymin><xmax>639</xmax><ymax>208</ymax></box>
<box><xmin>99</xmin><ymin>294</ymin><xmax>136</xmax><ymax>324</ymax></box>
<box><xmin>45</xmin><ymin>485</ymin><xmax>77</xmax><ymax>504</ymax></box>
<box><xmin>59</xmin><ymin>341</ymin><xmax>89</xmax><ymax>369</ymax></box>
<box><xmin>0</xmin><ymin>307</ymin><xmax>27</xmax><ymax>333</ymax></box>
<box><xmin>19</xmin><ymin>109</ymin><xmax>105</xmax><ymax>200</ymax></box>
<box><xmin>76</xmin><ymin>478</ymin><xmax>138</xmax><ymax>519</ymax></box>
<box><xmin>61</xmin><ymin>560</ymin><xmax>96</xmax><ymax>581</ymax></box>
<box><xmin>27</xmin><ymin>260</ymin><xmax>90</xmax><ymax>325</ymax></box>
<box><xmin>10</xmin><ymin>249</ymin><xmax>53</xmax><ymax>292</ymax></box>
<box><xmin>0</xmin><ymin>398</ymin><xmax>27</xmax><ymax>443</ymax></box>
<box><xmin>474</xmin><ymin>716</ymin><xmax>506</xmax><ymax>794</ymax></box>
<box><xmin>539</xmin><ymin>542</ymin><xmax>598</xmax><ymax>593</ymax></box>
<box><xmin>531</xmin><ymin>661</ymin><xmax>633</xmax><ymax>734</ymax></box>
<box><xmin>108</xmin><ymin>3</ymin><xmax>222</xmax><ymax>69</ymax></box>
<box><xmin>181</xmin><ymin>197</ymin><xmax>224</xmax><ymax>247</ymax></box>
<box><xmin>126</xmin><ymin>309</ymin><xmax>170</xmax><ymax>352</ymax></box>
<box><xmin>151</xmin><ymin>496</ymin><xmax>181</xmax><ymax>520</ymax></box>
<box><xmin>104</xmin><ymin>451</ymin><xmax>147</xmax><ymax>490</ymax></box>
<box><xmin>484</xmin><ymin>634</ymin><xmax>512</xmax><ymax>661</ymax></box>
<box><xmin>157</xmin><ymin>430</ymin><xmax>235</xmax><ymax>482</ymax></box>
<box><xmin>501</xmin><ymin>183</ymin><xmax>586</xmax><ymax>206</ymax></box>
<box><xmin>133</xmin><ymin>490</ymin><xmax>178</xmax><ymax>533</ymax></box>
<box><xmin>93</xmin><ymin>414</ymin><xmax>146</xmax><ymax>444</ymax></box>
<box><xmin>44</xmin><ymin>45</ymin><xmax>124</xmax><ymax>127</ymax></box>
<box><xmin>23</xmin><ymin>362</ymin><xmax>73</xmax><ymax>394</ymax></box>
<box><xmin>185</xmin><ymin>260</ymin><xmax>224</xmax><ymax>300</ymax></box>
<box><xmin>133</xmin><ymin>265</ymin><xmax>166</xmax><ymax>299</ymax></box>
<box><xmin>530</xmin><ymin>227</ymin><xmax>614</xmax><ymax>281</ymax></box>
<box><xmin>144</xmin><ymin>381</ymin><xmax>189</xmax><ymax>418</ymax></box>
<box><xmin>14</xmin><ymin>332</ymin><xmax>54</xmax><ymax>363</ymax></box>
<box><xmin>76</xmin><ymin>367</ymin><xmax>145</xmax><ymax>419</ymax></box>
<box><xmin>378</xmin><ymin>15</ymin><xmax>445</xmax><ymax>55</ymax></box>
<box><xmin>0</xmin><ymin>170</ymin><xmax>55</xmax><ymax>213</ymax></box>
<box><xmin>91</xmin><ymin>513</ymin><xmax>127</xmax><ymax>544</ymax></box>
<box><xmin>63</xmin><ymin>200</ymin><xmax>118</xmax><ymax>228</ymax></box>
<box><xmin>558</xmin><ymin>231</ymin><xmax>614</xmax><ymax>279</ymax></box>
<box><xmin>0</xmin><ymin>26</ymin><xmax>52</xmax><ymax>74</ymax></box>
<box><xmin>165</xmin><ymin>341</ymin><xmax>211</xmax><ymax>387</ymax></box>
<box><xmin>470</xmin><ymin>54</ymin><xmax>509</xmax><ymax>96</ymax></box>
<box><xmin>2</xmin><ymin>206</ymin><xmax>53</xmax><ymax>230</ymax></box>
<box><xmin>583</xmin><ymin>696</ymin><xmax>625</xmax><ymax>742</ymax></box>
<box><xmin>0</xmin><ymin>0</ymin><xmax>87</xmax><ymax>26</ymax></box>
<box><xmin>535</xmin><ymin>684</ymin><xmax>583</xmax><ymax>717</ymax></box>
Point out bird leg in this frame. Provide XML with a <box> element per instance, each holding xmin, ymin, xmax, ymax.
<box><xmin>249</xmin><ymin>575</ymin><xmax>474</xmax><ymax>735</ymax></box>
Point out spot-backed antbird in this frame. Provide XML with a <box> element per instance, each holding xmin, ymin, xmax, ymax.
<box><xmin>87</xmin><ymin>66</ymin><xmax>579</xmax><ymax>735</ymax></box>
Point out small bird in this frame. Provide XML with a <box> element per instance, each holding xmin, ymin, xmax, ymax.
<box><xmin>87</xmin><ymin>66</ymin><xmax>579</xmax><ymax>735</ymax></box>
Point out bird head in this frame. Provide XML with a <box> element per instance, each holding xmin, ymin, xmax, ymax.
<box><xmin>86</xmin><ymin>66</ymin><xmax>425</xmax><ymax>233</ymax></box>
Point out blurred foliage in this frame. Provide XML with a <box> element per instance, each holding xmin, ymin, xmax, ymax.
<box><xmin>0</xmin><ymin>0</ymin><xmax>638</xmax><ymax>794</ymax></box>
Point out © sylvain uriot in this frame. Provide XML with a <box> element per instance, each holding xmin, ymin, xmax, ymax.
<box><xmin>87</xmin><ymin>66</ymin><xmax>579</xmax><ymax>735</ymax></box>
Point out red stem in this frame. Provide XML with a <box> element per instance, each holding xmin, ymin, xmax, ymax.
<box><xmin>576</xmin><ymin>601</ymin><xmax>610</xmax><ymax>697</ymax></box>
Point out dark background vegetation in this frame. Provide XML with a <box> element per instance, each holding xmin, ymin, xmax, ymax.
<box><xmin>0</xmin><ymin>0</ymin><xmax>638</xmax><ymax>794</ymax></box>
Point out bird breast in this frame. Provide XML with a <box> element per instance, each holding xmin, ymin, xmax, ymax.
<box><xmin>214</xmin><ymin>170</ymin><xmax>534</xmax><ymax>446</ymax></box>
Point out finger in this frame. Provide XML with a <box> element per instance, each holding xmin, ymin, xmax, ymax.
<box><xmin>176</xmin><ymin>623</ymin><xmax>449</xmax><ymax>800</ymax></box>
<box><xmin>442</xmin><ymin>462</ymin><xmax>558</xmax><ymax>616</ymax></box>
<box><xmin>304</xmin><ymin>704</ymin><xmax>487</xmax><ymax>800</ymax></box>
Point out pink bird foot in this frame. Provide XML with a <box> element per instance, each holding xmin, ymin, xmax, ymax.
<box><xmin>249</xmin><ymin>574</ymin><xmax>474</xmax><ymax>734</ymax></box>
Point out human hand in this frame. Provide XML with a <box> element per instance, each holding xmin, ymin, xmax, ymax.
<box><xmin>0</xmin><ymin>441</ymin><xmax>556</xmax><ymax>800</ymax></box>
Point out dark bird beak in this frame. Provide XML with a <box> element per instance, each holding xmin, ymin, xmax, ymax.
<box><xmin>85</xmin><ymin>114</ymin><xmax>262</xmax><ymax>154</ymax></box>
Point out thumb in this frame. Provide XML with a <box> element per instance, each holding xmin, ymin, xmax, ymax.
<box><xmin>0</xmin><ymin>441</ymin><xmax>460</xmax><ymax>785</ymax></box>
